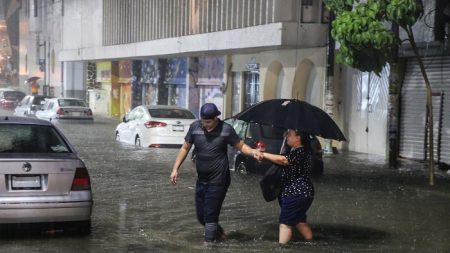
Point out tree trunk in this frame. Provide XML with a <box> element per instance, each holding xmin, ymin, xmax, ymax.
<box><xmin>406</xmin><ymin>25</ymin><xmax>435</xmax><ymax>186</ymax></box>
<box><xmin>388</xmin><ymin>62</ymin><xmax>404</xmax><ymax>169</ymax></box>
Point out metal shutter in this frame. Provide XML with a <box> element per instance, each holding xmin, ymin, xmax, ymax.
<box><xmin>399</xmin><ymin>56</ymin><xmax>450</xmax><ymax>164</ymax></box>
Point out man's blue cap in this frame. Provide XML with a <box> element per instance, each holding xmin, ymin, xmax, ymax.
<box><xmin>200</xmin><ymin>103</ymin><xmax>221</xmax><ymax>119</ymax></box>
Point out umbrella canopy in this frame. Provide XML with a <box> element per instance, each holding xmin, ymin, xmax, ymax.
<box><xmin>26</xmin><ymin>76</ymin><xmax>40</xmax><ymax>83</ymax></box>
<box><xmin>234</xmin><ymin>99</ymin><xmax>346</xmax><ymax>141</ymax></box>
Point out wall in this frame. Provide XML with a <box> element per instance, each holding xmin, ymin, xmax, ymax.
<box><xmin>228</xmin><ymin>47</ymin><xmax>326</xmax><ymax>114</ymax></box>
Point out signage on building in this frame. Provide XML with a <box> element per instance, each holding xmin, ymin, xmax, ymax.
<box><xmin>245</xmin><ymin>58</ymin><xmax>259</xmax><ymax>72</ymax></box>
<box><xmin>96</xmin><ymin>62</ymin><xmax>112</xmax><ymax>83</ymax></box>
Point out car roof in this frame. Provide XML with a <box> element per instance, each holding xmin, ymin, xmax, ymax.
<box><xmin>0</xmin><ymin>116</ymin><xmax>53</xmax><ymax>126</ymax></box>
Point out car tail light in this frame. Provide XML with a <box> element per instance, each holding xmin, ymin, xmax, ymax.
<box><xmin>144</xmin><ymin>121</ymin><xmax>167</xmax><ymax>128</ymax></box>
<box><xmin>149</xmin><ymin>144</ymin><xmax>161</xmax><ymax>148</ymax></box>
<box><xmin>56</xmin><ymin>108</ymin><xmax>65</xmax><ymax>115</ymax></box>
<box><xmin>255</xmin><ymin>140</ymin><xmax>267</xmax><ymax>152</ymax></box>
<box><xmin>85</xmin><ymin>109</ymin><xmax>93</xmax><ymax>116</ymax></box>
<box><xmin>71</xmin><ymin>167</ymin><xmax>91</xmax><ymax>191</ymax></box>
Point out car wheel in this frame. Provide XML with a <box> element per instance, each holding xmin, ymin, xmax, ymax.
<box><xmin>236</xmin><ymin>161</ymin><xmax>248</xmax><ymax>175</ymax></box>
<box><xmin>115</xmin><ymin>132</ymin><xmax>120</xmax><ymax>141</ymax></box>
<box><xmin>135</xmin><ymin>135</ymin><xmax>141</xmax><ymax>147</ymax></box>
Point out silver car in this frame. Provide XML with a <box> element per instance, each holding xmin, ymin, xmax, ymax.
<box><xmin>14</xmin><ymin>95</ymin><xmax>54</xmax><ymax>117</ymax></box>
<box><xmin>36</xmin><ymin>98</ymin><xmax>93</xmax><ymax>121</ymax></box>
<box><xmin>0</xmin><ymin>116</ymin><xmax>92</xmax><ymax>232</ymax></box>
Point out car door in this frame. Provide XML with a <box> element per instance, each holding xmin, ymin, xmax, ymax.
<box><xmin>37</xmin><ymin>100</ymin><xmax>54</xmax><ymax>120</ymax></box>
<box><xmin>120</xmin><ymin>109</ymin><xmax>137</xmax><ymax>143</ymax></box>
<box><xmin>14</xmin><ymin>96</ymin><xmax>30</xmax><ymax>116</ymax></box>
<box><xmin>130</xmin><ymin>107</ymin><xmax>145</xmax><ymax>141</ymax></box>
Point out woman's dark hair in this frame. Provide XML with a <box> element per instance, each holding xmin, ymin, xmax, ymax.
<box><xmin>296</xmin><ymin>130</ymin><xmax>312</xmax><ymax>153</ymax></box>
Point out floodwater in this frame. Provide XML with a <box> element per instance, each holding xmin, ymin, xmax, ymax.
<box><xmin>0</xmin><ymin>114</ymin><xmax>449</xmax><ymax>252</ymax></box>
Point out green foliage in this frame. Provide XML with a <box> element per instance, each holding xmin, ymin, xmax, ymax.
<box><xmin>323</xmin><ymin>0</ymin><xmax>356</xmax><ymax>15</ymax></box>
<box><xmin>326</xmin><ymin>0</ymin><xmax>424</xmax><ymax>74</ymax></box>
<box><xmin>386</xmin><ymin>0</ymin><xmax>423</xmax><ymax>29</ymax></box>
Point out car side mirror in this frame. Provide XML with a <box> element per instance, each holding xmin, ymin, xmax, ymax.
<box><xmin>122</xmin><ymin>116</ymin><xmax>128</xmax><ymax>123</ymax></box>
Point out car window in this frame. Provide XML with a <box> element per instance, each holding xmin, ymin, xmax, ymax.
<box><xmin>47</xmin><ymin>102</ymin><xmax>55</xmax><ymax>110</ymax></box>
<box><xmin>33</xmin><ymin>96</ymin><xmax>49</xmax><ymax>105</ymax></box>
<box><xmin>20</xmin><ymin>96</ymin><xmax>31</xmax><ymax>106</ymax></box>
<box><xmin>3</xmin><ymin>91</ymin><xmax>25</xmax><ymax>99</ymax></box>
<box><xmin>260</xmin><ymin>124</ymin><xmax>285</xmax><ymax>139</ymax></box>
<box><xmin>231</xmin><ymin>119</ymin><xmax>249</xmax><ymax>139</ymax></box>
<box><xmin>148</xmin><ymin>109</ymin><xmax>195</xmax><ymax>119</ymax></box>
<box><xmin>0</xmin><ymin>124</ymin><xmax>71</xmax><ymax>153</ymax></box>
<box><xmin>58</xmin><ymin>99</ymin><xmax>86</xmax><ymax>107</ymax></box>
<box><xmin>134</xmin><ymin>108</ymin><xmax>144</xmax><ymax>120</ymax></box>
<box><xmin>127</xmin><ymin>108</ymin><xmax>139</xmax><ymax>121</ymax></box>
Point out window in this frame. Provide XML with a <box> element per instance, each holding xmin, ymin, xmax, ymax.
<box><xmin>148</xmin><ymin>109</ymin><xmax>195</xmax><ymax>119</ymax></box>
<box><xmin>0</xmin><ymin>125</ymin><xmax>71</xmax><ymax>153</ymax></box>
<box><xmin>47</xmin><ymin>102</ymin><xmax>55</xmax><ymax>110</ymax></box>
<box><xmin>243</xmin><ymin>71</ymin><xmax>260</xmax><ymax>109</ymax></box>
<box><xmin>58</xmin><ymin>99</ymin><xmax>87</xmax><ymax>107</ymax></box>
<box><xmin>260</xmin><ymin>125</ymin><xmax>285</xmax><ymax>139</ymax></box>
<box><xmin>231</xmin><ymin>72</ymin><xmax>241</xmax><ymax>116</ymax></box>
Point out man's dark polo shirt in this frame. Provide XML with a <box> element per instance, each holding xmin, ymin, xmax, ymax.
<box><xmin>185</xmin><ymin>120</ymin><xmax>241</xmax><ymax>185</ymax></box>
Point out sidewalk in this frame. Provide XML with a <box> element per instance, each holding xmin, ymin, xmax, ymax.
<box><xmin>307</xmin><ymin>151</ymin><xmax>450</xmax><ymax>252</ymax></box>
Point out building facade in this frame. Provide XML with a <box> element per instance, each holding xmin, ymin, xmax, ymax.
<box><xmin>17</xmin><ymin>0</ymin><xmax>330</xmax><ymax>120</ymax></box>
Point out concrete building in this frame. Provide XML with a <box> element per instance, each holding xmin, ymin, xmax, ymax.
<box><xmin>12</xmin><ymin>0</ymin><xmax>450</xmax><ymax>166</ymax></box>
<box><xmin>18</xmin><ymin>0</ymin><xmax>330</xmax><ymax>119</ymax></box>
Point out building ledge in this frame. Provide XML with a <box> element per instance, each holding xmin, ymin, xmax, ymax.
<box><xmin>59</xmin><ymin>22</ymin><xmax>328</xmax><ymax>61</ymax></box>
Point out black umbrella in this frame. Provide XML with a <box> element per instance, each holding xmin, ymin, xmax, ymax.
<box><xmin>234</xmin><ymin>99</ymin><xmax>346</xmax><ymax>141</ymax></box>
<box><xmin>26</xmin><ymin>76</ymin><xmax>40</xmax><ymax>83</ymax></box>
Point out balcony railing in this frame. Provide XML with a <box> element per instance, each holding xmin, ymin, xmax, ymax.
<box><xmin>103</xmin><ymin>0</ymin><xmax>279</xmax><ymax>46</ymax></box>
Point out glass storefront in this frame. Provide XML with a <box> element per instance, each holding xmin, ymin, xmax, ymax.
<box><xmin>231</xmin><ymin>72</ymin><xmax>241</xmax><ymax>116</ymax></box>
<box><xmin>244</xmin><ymin>71</ymin><xmax>260</xmax><ymax>109</ymax></box>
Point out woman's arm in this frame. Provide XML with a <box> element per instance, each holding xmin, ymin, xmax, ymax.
<box><xmin>261</xmin><ymin>152</ymin><xmax>289</xmax><ymax>166</ymax></box>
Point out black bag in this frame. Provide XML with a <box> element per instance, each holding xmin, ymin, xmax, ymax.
<box><xmin>259</xmin><ymin>164</ymin><xmax>283</xmax><ymax>202</ymax></box>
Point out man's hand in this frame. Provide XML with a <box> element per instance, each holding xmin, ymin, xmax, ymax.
<box><xmin>252</xmin><ymin>150</ymin><xmax>264</xmax><ymax>161</ymax></box>
<box><xmin>170</xmin><ymin>170</ymin><xmax>178</xmax><ymax>185</ymax></box>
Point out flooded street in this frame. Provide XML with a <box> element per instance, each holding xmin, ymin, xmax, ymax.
<box><xmin>1</xmin><ymin>115</ymin><xmax>449</xmax><ymax>252</ymax></box>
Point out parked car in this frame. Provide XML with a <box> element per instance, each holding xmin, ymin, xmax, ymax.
<box><xmin>115</xmin><ymin>105</ymin><xmax>196</xmax><ymax>148</ymax></box>
<box><xmin>0</xmin><ymin>88</ymin><xmax>14</xmax><ymax>96</ymax></box>
<box><xmin>0</xmin><ymin>116</ymin><xmax>92</xmax><ymax>233</ymax></box>
<box><xmin>0</xmin><ymin>90</ymin><xmax>26</xmax><ymax>110</ymax></box>
<box><xmin>225</xmin><ymin>118</ymin><xmax>324</xmax><ymax>176</ymax></box>
<box><xmin>14</xmin><ymin>95</ymin><xmax>54</xmax><ymax>117</ymax></box>
<box><xmin>35</xmin><ymin>98</ymin><xmax>93</xmax><ymax>121</ymax></box>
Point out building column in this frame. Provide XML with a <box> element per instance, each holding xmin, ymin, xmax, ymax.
<box><xmin>63</xmin><ymin>61</ymin><xmax>86</xmax><ymax>99</ymax></box>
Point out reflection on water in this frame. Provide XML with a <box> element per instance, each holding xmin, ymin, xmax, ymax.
<box><xmin>0</xmin><ymin>117</ymin><xmax>449</xmax><ymax>252</ymax></box>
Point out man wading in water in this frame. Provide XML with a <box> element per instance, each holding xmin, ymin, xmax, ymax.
<box><xmin>170</xmin><ymin>103</ymin><xmax>260</xmax><ymax>243</ymax></box>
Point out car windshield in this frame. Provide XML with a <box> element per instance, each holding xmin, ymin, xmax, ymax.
<box><xmin>58</xmin><ymin>99</ymin><xmax>86</xmax><ymax>107</ymax></box>
<box><xmin>0</xmin><ymin>124</ymin><xmax>71</xmax><ymax>153</ymax></box>
<box><xmin>149</xmin><ymin>108</ymin><xmax>195</xmax><ymax>119</ymax></box>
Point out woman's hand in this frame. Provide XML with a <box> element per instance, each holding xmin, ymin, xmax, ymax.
<box><xmin>252</xmin><ymin>150</ymin><xmax>264</xmax><ymax>161</ymax></box>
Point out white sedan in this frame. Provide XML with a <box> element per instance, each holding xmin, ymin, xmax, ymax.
<box><xmin>115</xmin><ymin>105</ymin><xmax>196</xmax><ymax>148</ymax></box>
<box><xmin>36</xmin><ymin>98</ymin><xmax>93</xmax><ymax>121</ymax></box>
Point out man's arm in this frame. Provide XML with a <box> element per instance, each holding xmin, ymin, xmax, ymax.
<box><xmin>170</xmin><ymin>142</ymin><xmax>192</xmax><ymax>185</ymax></box>
<box><xmin>234</xmin><ymin>140</ymin><xmax>259</xmax><ymax>159</ymax></box>
<box><xmin>234</xmin><ymin>140</ymin><xmax>288</xmax><ymax>166</ymax></box>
